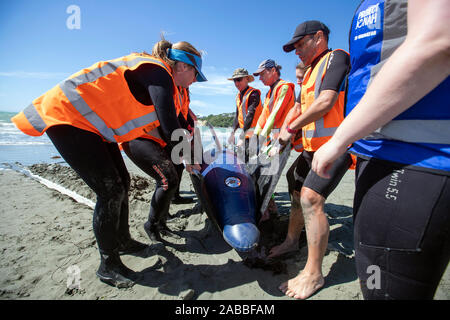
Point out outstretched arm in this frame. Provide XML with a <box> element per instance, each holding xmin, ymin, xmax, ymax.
<box><xmin>312</xmin><ymin>0</ymin><xmax>450</xmax><ymax>177</ymax></box>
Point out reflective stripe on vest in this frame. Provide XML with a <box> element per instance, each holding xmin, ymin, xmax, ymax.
<box><xmin>303</xmin><ymin>53</ymin><xmax>338</xmax><ymax>139</ymax></box>
<box><xmin>265</xmin><ymin>84</ymin><xmax>280</xmax><ymax>113</ymax></box>
<box><xmin>237</xmin><ymin>87</ymin><xmax>261</xmax><ymax>128</ymax></box>
<box><xmin>258</xmin><ymin>80</ymin><xmax>295</xmax><ymax>136</ymax></box>
<box><xmin>367</xmin><ymin>119</ymin><xmax>450</xmax><ymax>145</ymax></box>
<box><xmin>239</xmin><ymin>89</ymin><xmax>251</xmax><ymax>123</ymax></box>
<box><xmin>23</xmin><ymin>103</ymin><xmax>46</xmax><ymax>133</ymax></box>
<box><xmin>300</xmin><ymin>50</ymin><xmax>347</xmax><ymax>151</ymax></box>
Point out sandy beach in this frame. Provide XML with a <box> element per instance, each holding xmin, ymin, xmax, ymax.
<box><xmin>0</xmin><ymin>153</ymin><xmax>448</xmax><ymax>300</ymax></box>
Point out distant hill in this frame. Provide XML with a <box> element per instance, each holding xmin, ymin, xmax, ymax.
<box><xmin>198</xmin><ymin>112</ymin><xmax>235</xmax><ymax>128</ymax></box>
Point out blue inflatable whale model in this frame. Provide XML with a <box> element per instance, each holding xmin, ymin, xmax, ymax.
<box><xmin>191</xmin><ymin>148</ymin><xmax>260</xmax><ymax>252</ymax></box>
<box><xmin>189</xmin><ymin>124</ymin><xmax>291</xmax><ymax>253</ymax></box>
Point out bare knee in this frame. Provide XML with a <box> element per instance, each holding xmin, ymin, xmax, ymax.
<box><xmin>300</xmin><ymin>188</ymin><xmax>324</xmax><ymax>211</ymax></box>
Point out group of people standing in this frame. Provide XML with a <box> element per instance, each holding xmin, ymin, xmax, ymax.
<box><xmin>11</xmin><ymin>0</ymin><xmax>449</xmax><ymax>300</ymax></box>
<box><xmin>228</xmin><ymin>19</ymin><xmax>354</xmax><ymax>300</ymax></box>
<box><xmin>227</xmin><ymin>0</ymin><xmax>449</xmax><ymax>300</ymax></box>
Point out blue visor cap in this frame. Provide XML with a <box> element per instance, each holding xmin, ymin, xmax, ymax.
<box><xmin>167</xmin><ymin>48</ymin><xmax>207</xmax><ymax>82</ymax></box>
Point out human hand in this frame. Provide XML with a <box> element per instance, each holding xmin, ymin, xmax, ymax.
<box><xmin>278</xmin><ymin>128</ymin><xmax>293</xmax><ymax>147</ymax></box>
<box><xmin>185</xmin><ymin>163</ymin><xmax>202</xmax><ymax>175</ymax></box>
<box><xmin>268</xmin><ymin>144</ymin><xmax>280</xmax><ymax>157</ymax></box>
<box><xmin>311</xmin><ymin>138</ymin><xmax>348</xmax><ymax>178</ymax></box>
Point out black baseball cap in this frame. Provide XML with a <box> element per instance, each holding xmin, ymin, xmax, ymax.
<box><xmin>283</xmin><ymin>20</ymin><xmax>330</xmax><ymax>52</ymax></box>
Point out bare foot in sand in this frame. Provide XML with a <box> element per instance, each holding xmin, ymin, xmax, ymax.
<box><xmin>279</xmin><ymin>271</ymin><xmax>324</xmax><ymax>299</ymax></box>
<box><xmin>267</xmin><ymin>238</ymin><xmax>298</xmax><ymax>259</ymax></box>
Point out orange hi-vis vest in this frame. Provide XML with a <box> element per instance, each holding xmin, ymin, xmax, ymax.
<box><xmin>301</xmin><ymin>49</ymin><xmax>348</xmax><ymax>151</ymax></box>
<box><xmin>139</xmin><ymin>85</ymin><xmax>189</xmax><ymax>147</ymax></box>
<box><xmin>292</xmin><ymin>130</ymin><xmax>304</xmax><ymax>153</ymax></box>
<box><xmin>256</xmin><ymin>79</ymin><xmax>295</xmax><ymax>137</ymax></box>
<box><xmin>12</xmin><ymin>54</ymin><xmax>182</xmax><ymax>146</ymax></box>
<box><xmin>236</xmin><ymin>87</ymin><xmax>262</xmax><ymax>130</ymax></box>
<box><xmin>178</xmin><ymin>87</ymin><xmax>190</xmax><ymax>120</ymax></box>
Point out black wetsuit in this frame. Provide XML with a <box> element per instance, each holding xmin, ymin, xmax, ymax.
<box><xmin>122</xmin><ymin>64</ymin><xmax>193</xmax><ymax>232</ymax></box>
<box><xmin>46</xmin><ymin>63</ymin><xmax>190</xmax><ymax>253</ymax></box>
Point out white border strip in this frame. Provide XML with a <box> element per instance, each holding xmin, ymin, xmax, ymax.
<box><xmin>3</xmin><ymin>163</ymin><xmax>95</xmax><ymax>209</ymax></box>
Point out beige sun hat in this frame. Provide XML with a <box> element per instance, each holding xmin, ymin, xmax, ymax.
<box><xmin>227</xmin><ymin>68</ymin><xmax>254</xmax><ymax>82</ymax></box>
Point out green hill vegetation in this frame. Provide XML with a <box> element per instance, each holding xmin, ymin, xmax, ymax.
<box><xmin>198</xmin><ymin>113</ymin><xmax>235</xmax><ymax>128</ymax></box>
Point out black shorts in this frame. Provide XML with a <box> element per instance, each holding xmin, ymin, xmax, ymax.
<box><xmin>286</xmin><ymin>150</ymin><xmax>352</xmax><ymax>198</ymax></box>
<box><xmin>353</xmin><ymin>157</ymin><xmax>450</xmax><ymax>299</ymax></box>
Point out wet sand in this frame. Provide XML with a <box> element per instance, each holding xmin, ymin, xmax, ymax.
<box><xmin>0</xmin><ymin>153</ymin><xmax>448</xmax><ymax>300</ymax></box>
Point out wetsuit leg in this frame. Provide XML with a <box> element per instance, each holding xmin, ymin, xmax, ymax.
<box><xmin>46</xmin><ymin>125</ymin><xmax>128</xmax><ymax>253</ymax></box>
<box><xmin>122</xmin><ymin>138</ymin><xmax>179</xmax><ymax>237</ymax></box>
<box><xmin>302</xmin><ymin>151</ymin><xmax>352</xmax><ymax>199</ymax></box>
<box><xmin>353</xmin><ymin>157</ymin><xmax>450</xmax><ymax>299</ymax></box>
<box><xmin>286</xmin><ymin>152</ymin><xmax>311</xmax><ymax>197</ymax></box>
<box><xmin>106</xmin><ymin>141</ymin><xmax>132</xmax><ymax>242</ymax></box>
<box><xmin>173</xmin><ymin>163</ymin><xmax>184</xmax><ymax>197</ymax></box>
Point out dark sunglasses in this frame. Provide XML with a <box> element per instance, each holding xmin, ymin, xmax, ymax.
<box><xmin>233</xmin><ymin>77</ymin><xmax>244</xmax><ymax>83</ymax></box>
<box><xmin>189</xmin><ymin>65</ymin><xmax>199</xmax><ymax>78</ymax></box>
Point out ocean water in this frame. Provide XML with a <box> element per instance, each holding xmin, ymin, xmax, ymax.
<box><xmin>0</xmin><ymin>111</ymin><xmax>233</xmax><ymax>166</ymax></box>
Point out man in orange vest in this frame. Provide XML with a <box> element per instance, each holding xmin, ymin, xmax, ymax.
<box><xmin>253</xmin><ymin>59</ymin><xmax>296</xmax><ymax>220</ymax></box>
<box><xmin>280</xmin><ymin>61</ymin><xmax>307</xmax><ymax>155</ymax></box>
<box><xmin>269</xmin><ymin>21</ymin><xmax>352</xmax><ymax>300</ymax></box>
<box><xmin>227</xmin><ymin>68</ymin><xmax>262</xmax><ymax>159</ymax></box>
<box><xmin>253</xmin><ymin>59</ymin><xmax>296</xmax><ymax>142</ymax></box>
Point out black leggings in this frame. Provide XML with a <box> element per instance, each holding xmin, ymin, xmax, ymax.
<box><xmin>122</xmin><ymin>138</ymin><xmax>179</xmax><ymax>225</ymax></box>
<box><xmin>353</xmin><ymin>157</ymin><xmax>450</xmax><ymax>299</ymax></box>
<box><xmin>46</xmin><ymin>125</ymin><xmax>131</xmax><ymax>254</ymax></box>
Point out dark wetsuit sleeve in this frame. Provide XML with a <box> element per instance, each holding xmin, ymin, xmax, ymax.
<box><xmin>233</xmin><ymin>105</ymin><xmax>240</xmax><ymax>131</ymax></box>
<box><xmin>178</xmin><ymin>112</ymin><xmax>189</xmax><ymax>130</ymax></box>
<box><xmin>320</xmin><ymin>50</ymin><xmax>350</xmax><ymax>93</ymax></box>
<box><xmin>242</xmin><ymin>90</ymin><xmax>260</xmax><ymax>132</ymax></box>
<box><xmin>129</xmin><ymin>64</ymin><xmax>181</xmax><ymax>147</ymax></box>
<box><xmin>186</xmin><ymin>111</ymin><xmax>195</xmax><ymax>128</ymax></box>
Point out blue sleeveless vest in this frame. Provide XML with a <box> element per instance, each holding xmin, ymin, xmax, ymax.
<box><xmin>347</xmin><ymin>0</ymin><xmax>450</xmax><ymax>173</ymax></box>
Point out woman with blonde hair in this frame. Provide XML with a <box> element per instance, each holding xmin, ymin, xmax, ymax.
<box><xmin>12</xmin><ymin>39</ymin><xmax>206</xmax><ymax>288</ymax></box>
<box><xmin>122</xmin><ymin>40</ymin><xmax>204</xmax><ymax>244</ymax></box>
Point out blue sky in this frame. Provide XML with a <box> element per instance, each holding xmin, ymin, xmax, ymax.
<box><xmin>0</xmin><ymin>0</ymin><xmax>360</xmax><ymax>116</ymax></box>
